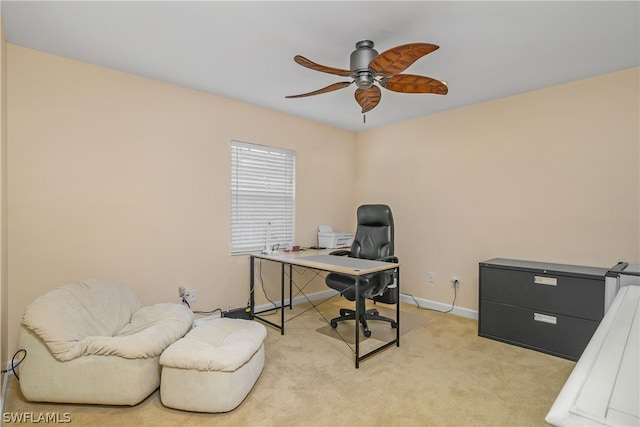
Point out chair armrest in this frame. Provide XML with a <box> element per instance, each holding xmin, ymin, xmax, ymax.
<box><xmin>377</xmin><ymin>256</ymin><xmax>398</xmax><ymax>264</ymax></box>
<box><xmin>329</xmin><ymin>250</ymin><xmax>351</xmax><ymax>256</ymax></box>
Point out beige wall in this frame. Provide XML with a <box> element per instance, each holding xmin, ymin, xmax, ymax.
<box><xmin>356</xmin><ymin>67</ymin><xmax>640</xmax><ymax>310</ymax></box>
<box><xmin>0</xmin><ymin>6</ymin><xmax>8</xmax><ymax>377</ymax></box>
<box><xmin>5</xmin><ymin>43</ymin><xmax>639</xmax><ymax>357</ymax></box>
<box><xmin>7</xmin><ymin>45</ymin><xmax>357</xmax><ymax>355</ymax></box>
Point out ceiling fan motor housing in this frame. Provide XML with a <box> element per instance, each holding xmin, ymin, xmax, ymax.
<box><xmin>350</xmin><ymin>40</ymin><xmax>378</xmax><ymax>89</ymax></box>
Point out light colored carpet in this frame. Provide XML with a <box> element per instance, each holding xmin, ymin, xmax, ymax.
<box><xmin>4</xmin><ymin>301</ymin><xmax>575</xmax><ymax>426</ymax></box>
<box><xmin>312</xmin><ymin>299</ymin><xmax>428</xmax><ymax>345</ymax></box>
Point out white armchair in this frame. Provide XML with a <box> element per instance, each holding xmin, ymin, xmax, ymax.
<box><xmin>18</xmin><ymin>279</ymin><xmax>193</xmax><ymax>405</ymax></box>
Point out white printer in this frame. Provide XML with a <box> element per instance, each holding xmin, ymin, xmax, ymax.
<box><xmin>317</xmin><ymin>225</ymin><xmax>354</xmax><ymax>249</ymax></box>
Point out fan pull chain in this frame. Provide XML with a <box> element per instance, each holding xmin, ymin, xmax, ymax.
<box><xmin>363</xmin><ymin>114</ymin><xmax>366</xmax><ymax>124</ymax></box>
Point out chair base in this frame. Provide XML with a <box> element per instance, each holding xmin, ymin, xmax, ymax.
<box><xmin>330</xmin><ymin>307</ymin><xmax>397</xmax><ymax>338</ymax></box>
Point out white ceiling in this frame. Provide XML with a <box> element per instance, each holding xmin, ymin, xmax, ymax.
<box><xmin>2</xmin><ymin>1</ymin><xmax>639</xmax><ymax>132</ymax></box>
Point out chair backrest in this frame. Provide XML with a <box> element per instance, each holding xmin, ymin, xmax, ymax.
<box><xmin>349</xmin><ymin>204</ymin><xmax>394</xmax><ymax>260</ymax></box>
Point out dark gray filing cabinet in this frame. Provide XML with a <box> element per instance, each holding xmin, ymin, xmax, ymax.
<box><xmin>478</xmin><ymin>258</ymin><xmax>607</xmax><ymax>361</ymax></box>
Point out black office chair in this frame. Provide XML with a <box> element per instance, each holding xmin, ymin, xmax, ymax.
<box><xmin>325</xmin><ymin>204</ymin><xmax>398</xmax><ymax>337</ymax></box>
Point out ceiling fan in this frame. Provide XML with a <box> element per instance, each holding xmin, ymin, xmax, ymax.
<box><xmin>286</xmin><ymin>40</ymin><xmax>448</xmax><ymax>116</ymax></box>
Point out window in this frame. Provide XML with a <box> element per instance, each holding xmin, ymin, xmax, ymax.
<box><xmin>231</xmin><ymin>141</ymin><xmax>295</xmax><ymax>254</ymax></box>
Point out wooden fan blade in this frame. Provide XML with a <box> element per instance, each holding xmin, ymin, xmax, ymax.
<box><xmin>354</xmin><ymin>86</ymin><xmax>381</xmax><ymax>113</ymax></box>
<box><xmin>293</xmin><ymin>55</ymin><xmax>354</xmax><ymax>77</ymax></box>
<box><xmin>286</xmin><ymin>81</ymin><xmax>353</xmax><ymax>98</ymax></box>
<box><xmin>380</xmin><ymin>74</ymin><xmax>448</xmax><ymax>95</ymax></box>
<box><xmin>369</xmin><ymin>43</ymin><xmax>439</xmax><ymax>75</ymax></box>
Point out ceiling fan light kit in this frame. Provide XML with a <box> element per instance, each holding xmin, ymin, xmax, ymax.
<box><xmin>286</xmin><ymin>40</ymin><xmax>448</xmax><ymax>118</ymax></box>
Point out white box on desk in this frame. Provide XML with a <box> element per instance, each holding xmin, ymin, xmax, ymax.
<box><xmin>318</xmin><ymin>232</ymin><xmax>354</xmax><ymax>249</ymax></box>
<box><xmin>318</xmin><ymin>225</ymin><xmax>353</xmax><ymax>249</ymax></box>
<box><xmin>317</xmin><ymin>224</ymin><xmax>354</xmax><ymax>248</ymax></box>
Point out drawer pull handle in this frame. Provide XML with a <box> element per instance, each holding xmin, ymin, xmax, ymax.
<box><xmin>534</xmin><ymin>276</ymin><xmax>557</xmax><ymax>286</ymax></box>
<box><xmin>534</xmin><ymin>313</ymin><xmax>557</xmax><ymax>325</ymax></box>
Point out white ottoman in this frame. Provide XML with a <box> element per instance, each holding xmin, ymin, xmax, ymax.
<box><xmin>159</xmin><ymin>318</ymin><xmax>267</xmax><ymax>413</ymax></box>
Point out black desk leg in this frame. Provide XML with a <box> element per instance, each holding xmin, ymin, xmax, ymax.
<box><xmin>280</xmin><ymin>263</ymin><xmax>285</xmax><ymax>335</ymax></box>
<box><xmin>355</xmin><ymin>276</ymin><xmax>360</xmax><ymax>369</ymax></box>
<box><xmin>289</xmin><ymin>264</ymin><xmax>293</xmax><ymax>309</ymax></box>
<box><xmin>249</xmin><ymin>255</ymin><xmax>255</xmax><ymax>315</ymax></box>
<box><xmin>396</xmin><ymin>267</ymin><xmax>400</xmax><ymax>347</ymax></box>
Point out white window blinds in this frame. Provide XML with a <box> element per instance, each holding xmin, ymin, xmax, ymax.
<box><xmin>231</xmin><ymin>141</ymin><xmax>296</xmax><ymax>254</ymax></box>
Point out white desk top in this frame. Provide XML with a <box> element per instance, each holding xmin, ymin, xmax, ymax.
<box><xmin>253</xmin><ymin>249</ymin><xmax>399</xmax><ymax>276</ymax></box>
<box><xmin>546</xmin><ymin>284</ymin><xmax>640</xmax><ymax>426</ymax></box>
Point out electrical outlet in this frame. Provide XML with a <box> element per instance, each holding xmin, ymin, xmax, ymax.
<box><xmin>428</xmin><ymin>272</ymin><xmax>435</xmax><ymax>283</ymax></box>
<box><xmin>178</xmin><ymin>286</ymin><xmax>185</xmax><ymax>297</ymax></box>
<box><xmin>182</xmin><ymin>290</ymin><xmax>197</xmax><ymax>303</ymax></box>
<box><xmin>451</xmin><ymin>276</ymin><xmax>460</xmax><ymax>288</ymax></box>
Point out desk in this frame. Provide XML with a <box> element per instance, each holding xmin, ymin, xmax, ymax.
<box><xmin>249</xmin><ymin>250</ymin><xmax>400</xmax><ymax>368</ymax></box>
<box><xmin>545</xmin><ymin>284</ymin><xmax>639</xmax><ymax>426</ymax></box>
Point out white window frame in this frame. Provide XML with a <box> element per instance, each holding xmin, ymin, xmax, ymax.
<box><xmin>231</xmin><ymin>141</ymin><xmax>296</xmax><ymax>254</ymax></box>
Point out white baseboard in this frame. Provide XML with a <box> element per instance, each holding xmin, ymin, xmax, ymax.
<box><xmin>400</xmin><ymin>293</ymin><xmax>478</xmax><ymax>320</ymax></box>
<box><xmin>254</xmin><ymin>289</ymin><xmax>339</xmax><ymax>313</ymax></box>
<box><xmin>192</xmin><ymin>290</ymin><xmax>341</xmax><ymax>326</ymax></box>
<box><xmin>255</xmin><ymin>289</ymin><xmax>478</xmax><ymax>320</ymax></box>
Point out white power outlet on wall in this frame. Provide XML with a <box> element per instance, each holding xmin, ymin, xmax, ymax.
<box><xmin>178</xmin><ymin>286</ymin><xmax>197</xmax><ymax>303</ymax></box>
<box><xmin>182</xmin><ymin>290</ymin><xmax>197</xmax><ymax>303</ymax></box>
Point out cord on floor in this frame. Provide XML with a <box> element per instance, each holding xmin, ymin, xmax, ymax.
<box><xmin>402</xmin><ymin>285</ymin><xmax>457</xmax><ymax>314</ymax></box>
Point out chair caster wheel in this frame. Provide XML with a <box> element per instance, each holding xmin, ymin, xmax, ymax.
<box><xmin>363</xmin><ymin>330</ymin><xmax>371</xmax><ymax>337</ymax></box>
<box><xmin>330</xmin><ymin>321</ymin><xmax>337</xmax><ymax>329</ymax></box>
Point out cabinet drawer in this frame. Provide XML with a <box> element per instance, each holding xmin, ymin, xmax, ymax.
<box><xmin>479</xmin><ymin>300</ymin><xmax>599</xmax><ymax>360</ymax></box>
<box><xmin>480</xmin><ymin>266</ymin><xmax>604</xmax><ymax>321</ymax></box>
